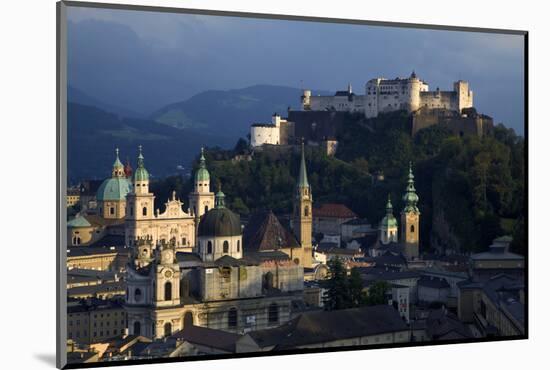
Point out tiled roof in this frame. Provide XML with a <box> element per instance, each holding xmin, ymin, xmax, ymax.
<box><xmin>243</xmin><ymin>210</ymin><xmax>300</xmax><ymax>252</ymax></box>
<box><xmin>313</xmin><ymin>203</ymin><xmax>357</xmax><ymax>219</ymax></box>
<box><xmin>248</xmin><ymin>305</ymin><xmax>408</xmax><ymax>350</ymax></box>
<box><xmin>171</xmin><ymin>325</ymin><xmax>240</xmax><ymax>352</ymax></box>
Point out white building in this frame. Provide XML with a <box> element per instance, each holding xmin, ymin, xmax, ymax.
<box><xmin>250</xmin><ymin>114</ymin><xmax>293</xmax><ymax>147</ymax></box>
<box><xmin>301</xmin><ymin>72</ymin><xmax>473</xmax><ymax>118</ymax></box>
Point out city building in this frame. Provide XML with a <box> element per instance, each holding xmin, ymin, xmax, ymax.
<box><xmin>313</xmin><ymin>203</ymin><xmax>357</xmax><ymax>236</ymax></box>
<box><xmin>235</xmin><ymin>305</ymin><xmax>410</xmax><ymax>352</ymax></box>
<box><xmin>301</xmin><ymin>72</ymin><xmax>473</xmax><ymax>118</ymax></box>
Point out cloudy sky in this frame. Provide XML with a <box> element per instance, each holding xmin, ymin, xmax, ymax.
<box><xmin>67</xmin><ymin>6</ymin><xmax>525</xmax><ymax>134</ymax></box>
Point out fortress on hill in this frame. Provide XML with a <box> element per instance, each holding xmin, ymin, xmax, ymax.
<box><xmin>301</xmin><ymin>71</ymin><xmax>473</xmax><ymax>117</ymax></box>
<box><xmin>250</xmin><ymin>72</ymin><xmax>492</xmax><ymax>149</ymax></box>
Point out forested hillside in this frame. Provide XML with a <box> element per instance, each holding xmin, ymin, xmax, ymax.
<box><xmin>151</xmin><ymin>111</ymin><xmax>525</xmax><ymax>255</ymax></box>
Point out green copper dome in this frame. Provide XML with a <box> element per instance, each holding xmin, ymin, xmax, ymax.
<box><xmin>134</xmin><ymin>145</ymin><xmax>149</xmax><ymax>182</ymax></box>
<box><xmin>198</xmin><ymin>187</ymin><xmax>240</xmax><ymax>237</ymax></box>
<box><xmin>380</xmin><ymin>194</ymin><xmax>398</xmax><ymax>229</ymax></box>
<box><xmin>402</xmin><ymin>162</ymin><xmax>420</xmax><ymax>213</ymax></box>
<box><xmin>97</xmin><ymin>148</ymin><xmax>132</xmax><ymax>201</ymax></box>
<box><xmin>195</xmin><ymin>147</ymin><xmax>210</xmax><ymax>182</ymax></box>
<box><xmin>96</xmin><ymin>177</ymin><xmax>132</xmax><ymax>201</ymax></box>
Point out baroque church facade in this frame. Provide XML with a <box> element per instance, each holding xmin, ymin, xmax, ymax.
<box><xmin>120</xmin><ymin>144</ymin><xmax>313</xmax><ymax>338</ymax></box>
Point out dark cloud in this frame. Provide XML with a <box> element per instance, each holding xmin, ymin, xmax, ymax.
<box><xmin>67</xmin><ymin>7</ymin><xmax>524</xmax><ymax>134</ymax></box>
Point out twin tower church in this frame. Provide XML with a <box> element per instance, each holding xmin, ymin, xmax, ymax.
<box><xmin>68</xmin><ymin>144</ymin><xmax>419</xmax><ymax>338</ymax></box>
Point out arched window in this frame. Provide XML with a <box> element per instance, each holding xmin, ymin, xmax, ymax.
<box><xmin>133</xmin><ymin>321</ymin><xmax>141</xmax><ymax>335</ymax></box>
<box><xmin>228</xmin><ymin>308</ymin><xmax>238</xmax><ymax>328</ymax></box>
<box><xmin>304</xmin><ymin>206</ymin><xmax>309</xmax><ymax>217</ymax></box>
<box><xmin>410</xmin><ymin>225</ymin><xmax>415</xmax><ymax>233</ymax></box>
<box><xmin>237</xmin><ymin>240</ymin><xmax>240</xmax><ymax>252</ymax></box>
<box><xmin>204</xmin><ymin>205</ymin><xmax>208</xmax><ymax>213</ymax></box>
<box><xmin>142</xmin><ymin>207</ymin><xmax>147</xmax><ymax>216</ymax></box>
<box><xmin>207</xmin><ymin>241</ymin><xmax>213</xmax><ymax>254</ymax></box>
<box><xmin>268</xmin><ymin>303</ymin><xmax>279</xmax><ymax>323</ymax></box>
<box><xmin>223</xmin><ymin>241</ymin><xmax>229</xmax><ymax>253</ymax></box>
<box><xmin>263</xmin><ymin>272</ymin><xmax>274</xmax><ymax>290</ymax></box>
<box><xmin>134</xmin><ymin>288</ymin><xmax>142</xmax><ymax>302</ymax></box>
<box><xmin>109</xmin><ymin>207</ymin><xmax>115</xmax><ymax>215</ymax></box>
<box><xmin>181</xmin><ymin>237</ymin><xmax>186</xmax><ymax>246</ymax></box>
<box><xmin>164</xmin><ymin>322</ymin><xmax>172</xmax><ymax>336</ymax></box>
<box><xmin>184</xmin><ymin>312</ymin><xmax>194</xmax><ymax>328</ymax></box>
<box><xmin>164</xmin><ymin>281</ymin><xmax>172</xmax><ymax>301</ymax></box>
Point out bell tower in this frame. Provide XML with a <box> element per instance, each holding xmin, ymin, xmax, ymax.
<box><xmin>188</xmin><ymin>148</ymin><xmax>215</xmax><ymax>218</ymax></box>
<box><xmin>401</xmin><ymin>162</ymin><xmax>420</xmax><ymax>260</ymax></box>
<box><xmin>293</xmin><ymin>141</ymin><xmax>313</xmax><ymax>268</ymax></box>
<box><xmin>125</xmin><ymin>146</ymin><xmax>156</xmax><ymax>246</ymax></box>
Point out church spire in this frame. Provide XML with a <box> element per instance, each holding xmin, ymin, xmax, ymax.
<box><xmin>386</xmin><ymin>194</ymin><xmax>394</xmax><ymax>215</ymax></box>
<box><xmin>402</xmin><ymin>162</ymin><xmax>419</xmax><ymax>213</ymax></box>
<box><xmin>297</xmin><ymin>140</ymin><xmax>309</xmax><ymax>189</ymax></box>
<box><xmin>134</xmin><ymin>145</ymin><xmax>150</xmax><ymax>183</ymax></box>
<box><xmin>112</xmin><ymin>147</ymin><xmax>124</xmax><ymax>177</ymax></box>
<box><xmin>214</xmin><ymin>182</ymin><xmax>226</xmax><ymax>209</ymax></box>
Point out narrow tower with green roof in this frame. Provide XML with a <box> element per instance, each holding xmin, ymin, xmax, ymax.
<box><xmin>292</xmin><ymin>140</ymin><xmax>313</xmax><ymax>268</ymax></box>
<box><xmin>401</xmin><ymin>162</ymin><xmax>420</xmax><ymax>260</ymax></box>
<box><xmin>380</xmin><ymin>194</ymin><xmax>398</xmax><ymax>244</ymax></box>
<box><xmin>189</xmin><ymin>147</ymin><xmax>215</xmax><ymax>245</ymax></box>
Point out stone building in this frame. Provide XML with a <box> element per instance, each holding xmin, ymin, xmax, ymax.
<box><xmin>312</xmin><ymin>203</ymin><xmax>357</xmax><ymax>236</ymax></box>
<box><xmin>124</xmin><ymin>146</ymin><xmax>196</xmax><ymax>252</ymax></box>
<box><xmin>301</xmin><ymin>72</ymin><xmax>473</xmax><ymax>119</ymax></box>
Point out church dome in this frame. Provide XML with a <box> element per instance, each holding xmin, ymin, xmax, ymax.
<box><xmin>195</xmin><ymin>147</ymin><xmax>210</xmax><ymax>182</ymax></box>
<box><xmin>96</xmin><ymin>177</ymin><xmax>132</xmax><ymax>201</ymax></box>
<box><xmin>134</xmin><ymin>145</ymin><xmax>149</xmax><ymax>182</ymax></box>
<box><xmin>198</xmin><ymin>189</ymin><xmax>240</xmax><ymax>237</ymax></box>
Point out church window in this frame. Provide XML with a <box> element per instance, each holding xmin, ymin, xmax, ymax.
<box><xmin>133</xmin><ymin>321</ymin><xmax>141</xmax><ymax>335</ymax></box>
<box><xmin>184</xmin><ymin>312</ymin><xmax>193</xmax><ymax>328</ymax></box>
<box><xmin>223</xmin><ymin>241</ymin><xmax>229</xmax><ymax>253</ymax></box>
<box><xmin>182</xmin><ymin>237</ymin><xmax>186</xmax><ymax>246</ymax></box>
<box><xmin>207</xmin><ymin>241</ymin><xmax>213</xmax><ymax>254</ymax></box>
<box><xmin>237</xmin><ymin>240</ymin><xmax>240</xmax><ymax>252</ymax></box>
<box><xmin>204</xmin><ymin>205</ymin><xmax>208</xmax><ymax>213</ymax></box>
<box><xmin>164</xmin><ymin>281</ymin><xmax>172</xmax><ymax>301</ymax></box>
<box><xmin>263</xmin><ymin>272</ymin><xmax>274</xmax><ymax>290</ymax></box>
<box><xmin>142</xmin><ymin>207</ymin><xmax>147</xmax><ymax>216</ymax></box>
<box><xmin>134</xmin><ymin>288</ymin><xmax>142</xmax><ymax>302</ymax></box>
<box><xmin>110</xmin><ymin>207</ymin><xmax>115</xmax><ymax>215</ymax></box>
<box><xmin>164</xmin><ymin>322</ymin><xmax>172</xmax><ymax>336</ymax></box>
<box><xmin>410</xmin><ymin>225</ymin><xmax>415</xmax><ymax>233</ymax></box>
<box><xmin>228</xmin><ymin>308</ymin><xmax>238</xmax><ymax>328</ymax></box>
<box><xmin>304</xmin><ymin>206</ymin><xmax>309</xmax><ymax>217</ymax></box>
<box><xmin>268</xmin><ymin>303</ymin><xmax>279</xmax><ymax>323</ymax></box>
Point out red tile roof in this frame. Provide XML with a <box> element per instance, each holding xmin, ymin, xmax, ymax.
<box><xmin>313</xmin><ymin>203</ymin><xmax>357</xmax><ymax>219</ymax></box>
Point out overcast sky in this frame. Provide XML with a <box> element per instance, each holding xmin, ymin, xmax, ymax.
<box><xmin>67</xmin><ymin>6</ymin><xmax>525</xmax><ymax>134</ymax></box>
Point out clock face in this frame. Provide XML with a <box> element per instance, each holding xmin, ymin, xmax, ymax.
<box><xmin>164</xmin><ymin>270</ymin><xmax>173</xmax><ymax>278</ymax></box>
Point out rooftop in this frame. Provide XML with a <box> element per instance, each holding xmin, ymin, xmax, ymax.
<box><xmin>313</xmin><ymin>203</ymin><xmax>357</xmax><ymax>219</ymax></box>
<box><xmin>243</xmin><ymin>210</ymin><xmax>300</xmax><ymax>252</ymax></box>
<box><xmin>171</xmin><ymin>325</ymin><xmax>240</xmax><ymax>352</ymax></box>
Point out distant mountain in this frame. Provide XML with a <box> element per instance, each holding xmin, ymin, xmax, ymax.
<box><xmin>67</xmin><ymin>102</ymin><xmax>235</xmax><ymax>183</ymax></box>
<box><xmin>68</xmin><ymin>85</ymin><xmax>142</xmax><ymax>118</ymax></box>
<box><xmin>150</xmin><ymin>85</ymin><xmax>332</xmax><ymax>139</ymax></box>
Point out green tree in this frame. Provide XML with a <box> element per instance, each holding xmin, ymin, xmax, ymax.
<box><xmin>323</xmin><ymin>258</ymin><xmax>350</xmax><ymax>311</ymax></box>
<box><xmin>365</xmin><ymin>281</ymin><xmax>390</xmax><ymax>306</ymax></box>
<box><xmin>349</xmin><ymin>268</ymin><xmax>366</xmax><ymax>307</ymax></box>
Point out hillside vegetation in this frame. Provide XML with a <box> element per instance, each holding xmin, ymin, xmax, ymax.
<box><xmin>152</xmin><ymin>111</ymin><xmax>525</xmax><ymax>255</ymax></box>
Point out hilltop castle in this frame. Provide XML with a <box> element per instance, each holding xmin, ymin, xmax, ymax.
<box><xmin>301</xmin><ymin>71</ymin><xmax>473</xmax><ymax>118</ymax></box>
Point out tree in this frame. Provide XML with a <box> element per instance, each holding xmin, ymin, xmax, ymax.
<box><xmin>323</xmin><ymin>258</ymin><xmax>350</xmax><ymax>310</ymax></box>
<box><xmin>349</xmin><ymin>268</ymin><xmax>366</xmax><ymax>307</ymax></box>
<box><xmin>365</xmin><ymin>281</ymin><xmax>390</xmax><ymax>306</ymax></box>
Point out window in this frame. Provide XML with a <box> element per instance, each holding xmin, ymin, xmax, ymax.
<box><xmin>164</xmin><ymin>322</ymin><xmax>172</xmax><ymax>336</ymax></box>
<box><xmin>207</xmin><ymin>241</ymin><xmax>212</xmax><ymax>254</ymax></box>
<box><xmin>304</xmin><ymin>206</ymin><xmax>309</xmax><ymax>217</ymax></box>
<box><xmin>130</xmin><ymin>207</ymin><xmax>133</xmax><ymax>215</ymax></box>
<box><xmin>268</xmin><ymin>303</ymin><xmax>279</xmax><ymax>323</ymax></box>
<box><xmin>181</xmin><ymin>237</ymin><xmax>186</xmax><ymax>246</ymax></box>
<box><xmin>110</xmin><ymin>207</ymin><xmax>115</xmax><ymax>215</ymax></box>
<box><xmin>228</xmin><ymin>308</ymin><xmax>238</xmax><ymax>328</ymax></box>
<box><xmin>184</xmin><ymin>312</ymin><xmax>194</xmax><ymax>328</ymax></box>
<box><xmin>410</xmin><ymin>225</ymin><xmax>415</xmax><ymax>233</ymax></box>
<box><xmin>134</xmin><ymin>288</ymin><xmax>142</xmax><ymax>302</ymax></box>
<box><xmin>237</xmin><ymin>240</ymin><xmax>240</xmax><ymax>252</ymax></box>
<box><xmin>204</xmin><ymin>205</ymin><xmax>208</xmax><ymax>213</ymax></box>
<box><xmin>223</xmin><ymin>241</ymin><xmax>229</xmax><ymax>253</ymax></box>
<box><xmin>142</xmin><ymin>207</ymin><xmax>147</xmax><ymax>216</ymax></box>
<box><xmin>164</xmin><ymin>281</ymin><xmax>172</xmax><ymax>301</ymax></box>
<box><xmin>133</xmin><ymin>321</ymin><xmax>141</xmax><ymax>335</ymax></box>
